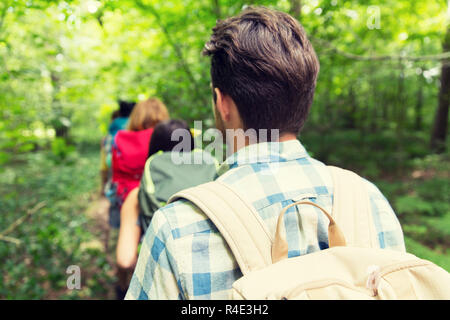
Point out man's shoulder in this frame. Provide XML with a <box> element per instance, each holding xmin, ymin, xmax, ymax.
<box><xmin>153</xmin><ymin>197</ymin><xmax>213</xmax><ymax>240</ymax></box>
<box><xmin>333</xmin><ymin>168</ymin><xmax>394</xmax><ymax>214</ymax></box>
<box><xmin>348</xmin><ymin>171</ymin><xmax>388</xmax><ymax>200</ymax></box>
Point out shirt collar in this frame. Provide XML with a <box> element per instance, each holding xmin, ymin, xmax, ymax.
<box><xmin>217</xmin><ymin>139</ymin><xmax>310</xmax><ymax>177</ymax></box>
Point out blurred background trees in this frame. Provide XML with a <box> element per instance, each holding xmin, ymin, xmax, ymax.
<box><xmin>0</xmin><ymin>0</ymin><xmax>448</xmax><ymax>299</ymax></box>
<box><xmin>1</xmin><ymin>0</ymin><xmax>448</xmax><ymax>155</ymax></box>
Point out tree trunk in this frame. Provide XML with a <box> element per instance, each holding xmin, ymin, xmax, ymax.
<box><xmin>50</xmin><ymin>72</ymin><xmax>69</xmax><ymax>139</ymax></box>
<box><xmin>290</xmin><ymin>0</ymin><xmax>301</xmax><ymax>20</ymax></box>
<box><xmin>343</xmin><ymin>85</ymin><xmax>357</xmax><ymax>129</ymax></box>
<box><xmin>369</xmin><ymin>49</ymin><xmax>378</xmax><ymax>132</ymax></box>
<box><xmin>212</xmin><ymin>0</ymin><xmax>221</xmax><ymax>20</ymax></box>
<box><xmin>430</xmin><ymin>26</ymin><xmax>450</xmax><ymax>153</ymax></box>
<box><xmin>415</xmin><ymin>74</ymin><xmax>424</xmax><ymax>130</ymax></box>
<box><xmin>396</xmin><ymin>61</ymin><xmax>405</xmax><ymax>133</ymax></box>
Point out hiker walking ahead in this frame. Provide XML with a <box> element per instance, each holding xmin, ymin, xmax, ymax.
<box><xmin>126</xmin><ymin>7</ymin><xmax>405</xmax><ymax>300</ymax></box>
<box><xmin>109</xmin><ymin>97</ymin><xmax>169</xmax><ymax>228</ymax></box>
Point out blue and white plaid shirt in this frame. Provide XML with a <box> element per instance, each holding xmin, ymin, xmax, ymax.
<box><xmin>125</xmin><ymin>140</ymin><xmax>405</xmax><ymax>300</ymax></box>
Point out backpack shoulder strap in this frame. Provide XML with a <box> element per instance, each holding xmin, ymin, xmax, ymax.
<box><xmin>168</xmin><ymin>181</ymin><xmax>273</xmax><ymax>275</ymax></box>
<box><xmin>328</xmin><ymin>166</ymin><xmax>379</xmax><ymax>248</ymax></box>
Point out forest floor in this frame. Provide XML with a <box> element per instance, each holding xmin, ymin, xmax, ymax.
<box><xmin>0</xmin><ymin>149</ymin><xmax>119</xmax><ymax>299</ymax></box>
<box><xmin>83</xmin><ymin>194</ymin><xmax>117</xmax><ymax>300</ymax></box>
<box><xmin>43</xmin><ymin>194</ymin><xmax>118</xmax><ymax>300</ymax></box>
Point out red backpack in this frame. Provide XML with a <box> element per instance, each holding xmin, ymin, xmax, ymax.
<box><xmin>112</xmin><ymin>128</ymin><xmax>154</xmax><ymax>204</ymax></box>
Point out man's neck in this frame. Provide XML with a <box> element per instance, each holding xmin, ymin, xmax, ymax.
<box><xmin>279</xmin><ymin>132</ymin><xmax>298</xmax><ymax>142</ymax></box>
<box><xmin>229</xmin><ymin>131</ymin><xmax>298</xmax><ymax>154</ymax></box>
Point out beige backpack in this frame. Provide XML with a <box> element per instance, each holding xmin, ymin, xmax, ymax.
<box><xmin>168</xmin><ymin>166</ymin><xmax>450</xmax><ymax>300</ymax></box>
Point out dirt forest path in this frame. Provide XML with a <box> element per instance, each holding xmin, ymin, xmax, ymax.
<box><xmin>85</xmin><ymin>195</ymin><xmax>112</xmax><ymax>253</ymax></box>
<box><xmin>84</xmin><ymin>194</ymin><xmax>118</xmax><ymax>300</ymax></box>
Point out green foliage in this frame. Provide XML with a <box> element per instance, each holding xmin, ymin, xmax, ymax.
<box><xmin>301</xmin><ymin>129</ymin><xmax>431</xmax><ymax>179</ymax></box>
<box><xmin>378</xmin><ymin>153</ymin><xmax>450</xmax><ymax>269</ymax></box>
<box><xmin>405</xmin><ymin>236</ymin><xmax>450</xmax><ymax>272</ymax></box>
<box><xmin>51</xmin><ymin>137</ymin><xmax>76</xmax><ymax>162</ymax></box>
<box><xmin>396</xmin><ymin>196</ymin><xmax>435</xmax><ymax>216</ymax></box>
<box><xmin>1</xmin><ymin>0</ymin><xmax>447</xmax><ymax>157</ymax></box>
<box><xmin>0</xmin><ymin>150</ymin><xmax>113</xmax><ymax>299</ymax></box>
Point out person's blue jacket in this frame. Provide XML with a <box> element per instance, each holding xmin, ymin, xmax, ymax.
<box><xmin>108</xmin><ymin>117</ymin><xmax>129</xmax><ymax>139</ymax></box>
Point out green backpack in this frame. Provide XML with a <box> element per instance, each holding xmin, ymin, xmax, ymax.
<box><xmin>137</xmin><ymin>149</ymin><xmax>219</xmax><ymax>233</ymax></box>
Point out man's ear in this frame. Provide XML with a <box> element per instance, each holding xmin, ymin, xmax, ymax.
<box><xmin>214</xmin><ymin>88</ymin><xmax>230</xmax><ymax>122</ymax></box>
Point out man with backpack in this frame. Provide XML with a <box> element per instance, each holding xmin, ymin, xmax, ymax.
<box><xmin>125</xmin><ymin>7</ymin><xmax>449</xmax><ymax>300</ymax></box>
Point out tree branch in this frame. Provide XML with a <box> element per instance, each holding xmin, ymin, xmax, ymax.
<box><xmin>0</xmin><ymin>1</ymin><xmax>9</xmax><ymax>35</ymax></box>
<box><xmin>0</xmin><ymin>235</ymin><xmax>21</xmax><ymax>245</ymax></box>
<box><xmin>135</xmin><ymin>0</ymin><xmax>207</xmax><ymax>106</ymax></box>
<box><xmin>0</xmin><ymin>201</ymin><xmax>46</xmax><ymax>238</ymax></box>
<box><xmin>312</xmin><ymin>37</ymin><xmax>450</xmax><ymax>62</ymax></box>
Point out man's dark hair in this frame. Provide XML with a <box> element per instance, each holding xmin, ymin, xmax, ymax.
<box><xmin>118</xmin><ymin>100</ymin><xmax>136</xmax><ymax>118</ymax></box>
<box><xmin>203</xmin><ymin>6</ymin><xmax>319</xmax><ymax>135</ymax></box>
<box><xmin>148</xmin><ymin>119</ymin><xmax>195</xmax><ymax>158</ymax></box>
